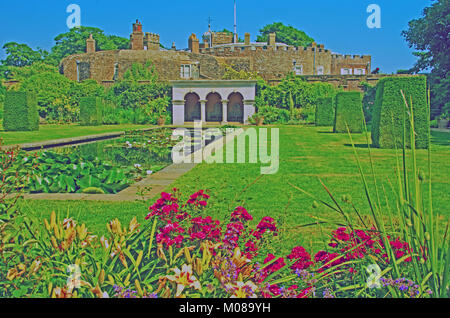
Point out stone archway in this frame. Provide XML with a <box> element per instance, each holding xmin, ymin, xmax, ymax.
<box><xmin>184</xmin><ymin>93</ymin><xmax>201</xmax><ymax>122</ymax></box>
<box><xmin>227</xmin><ymin>92</ymin><xmax>244</xmax><ymax>123</ymax></box>
<box><xmin>206</xmin><ymin>92</ymin><xmax>223</xmax><ymax>122</ymax></box>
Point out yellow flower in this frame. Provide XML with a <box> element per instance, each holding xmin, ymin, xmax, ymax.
<box><xmin>107</xmin><ymin>218</ymin><xmax>123</xmax><ymax>235</ymax></box>
<box><xmin>128</xmin><ymin>217</ymin><xmax>140</xmax><ymax>233</ymax></box>
<box><xmin>165</xmin><ymin>264</ymin><xmax>201</xmax><ymax>297</ymax></box>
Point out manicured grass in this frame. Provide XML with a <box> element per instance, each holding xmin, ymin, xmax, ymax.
<box><xmin>0</xmin><ymin>124</ymin><xmax>154</xmax><ymax>146</ymax></box>
<box><xmin>18</xmin><ymin>126</ymin><xmax>450</xmax><ymax>255</ymax></box>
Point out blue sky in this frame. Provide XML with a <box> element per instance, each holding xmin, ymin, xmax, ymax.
<box><xmin>0</xmin><ymin>0</ymin><xmax>431</xmax><ymax>73</ymax></box>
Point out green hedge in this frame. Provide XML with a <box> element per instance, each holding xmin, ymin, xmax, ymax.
<box><xmin>371</xmin><ymin>76</ymin><xmax>428</xmax><ymax>149</ymax></box>
<box><xmin>333</xmin><ymin>92</ymin><xmax>363</xmax><ymax>133</ymax></box>
<box><xmin>80</xmin><ymin>97</ymin><xmax>102</xmax><ymax>126</ymax></box>
<box><xmin>315</xmin><ymin>97</ymin><xmax>335</xmax><ymax>126</ymax></box>
<box><xmin>3</xmin><ymin>91</ymin><xmax>39</xmax><ymax>131</ymax></box>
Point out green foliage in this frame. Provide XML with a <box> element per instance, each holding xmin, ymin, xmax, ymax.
<box><xmin>1</xmin><ymin>42</ymin><xmax>47</xmax><ymax>67</ymax></box>
<box><xmin>315</xmin><ymin>97</ymin><xmax>335</xmax><ymax>126</ymax></box>
<box><xmin>257</xmin><ymin>74</ymin><xmax>338</xmax><ymax>111</ymax></box>
<box><xmin>402</xmin><ymin>0</ymin><xmax>450</xmax><ymax>119</ymax></box>
<box><xmin>122</xmin><ymin>61</ymin><xmax>159</xmax><ymax>82</ymax></box>
<box><xmin>372</xmin><ymin>76</ymin><xmax>429</xmax><ymax>149</ymax></box>
<box><xmin>257</xmin><ymin>106</ymin><xmax>290</xmax><ymax>124</ymax></box>
<box><xmin>0</xmin><ymin>62</ymin><xmax>58</xmax><ymax>82</ymax></box>
<box><xmin>17</xmin><ymin>69</ymin><xmax>105</xmax><ymax>122</ymax></box>
<box><xmin>19</xmin><ymin>72</ymin><xmax>78</xmax><ymax>121</ymax></box>
<box><xmin>3</xmin><ymin>91</ymin><xmax>39</xmax><ymax>131</ymax></box>
<box><xmin>80</xmin><ymin>97</ymin><xmax>102</xmax><ymax>126</ymax></box>
<box><xmin>361</xmin><ymin>81</ymin><xmax>377</xmax><ymax>123</ymax></box>
<box><xmin>256</xmin><ymin>22</ymin><xmax>314</xmax><ymax>47</ymax></box>
<box><xmin>0</xmin><ymin>82</ymin><xmax>5</xmax><ymax>119</ymax></box>
<box><xmin>333</xmin><ymin>91</ymin><xmax>363</xmax><ymax>133</ymax></box>
<box><xmin>103</xmin><ymin>62</ymin><xmax>171</xmax><ymax>125</ymax></box>
<box><xmin>46</xmin><ymin>26</ymin><xmax>130</xmax><ymax>65</ymax></box>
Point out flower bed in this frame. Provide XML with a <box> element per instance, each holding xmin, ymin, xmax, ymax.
<box><xmin>0</xmin><ymin>188</ymin><xmax>436</xmax><ymax>298</ymax></box>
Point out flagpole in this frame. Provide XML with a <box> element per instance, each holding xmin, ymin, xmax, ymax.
<box><xmin>234</xmin><ymin>0</ymin><xmax>237</xmax><ymax>43</ymax></box>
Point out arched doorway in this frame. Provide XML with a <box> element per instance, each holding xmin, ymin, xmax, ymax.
<box><xmin>206</xmin><ymin>92</ymin><xmax>223</xmax><ymax>122</ymax></box>
<box><xmin>228</xmin><ymin>93</ymin><xmax>244</xmax><ymax>123</ymax></box>
<box><xmin>184</xmin><ymin>93</ymin><xmax>201</xmax><ymax>122</ymax></box>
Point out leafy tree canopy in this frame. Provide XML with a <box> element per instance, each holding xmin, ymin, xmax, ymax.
<box><xmin>402</xmin><ymin>0</ymin><xmax>449</xmax><ymax>75</ymax></box>
<box><xmin>402</xmin><ymin>0</ymin><xmax>450</xmax><ymax>118</ymax></box>
<box><xmin>1</xmin><ymin>42</ymin><xmax>47</xmax><ymax>67</ymax></box>
<box><xmin>47</xmin><ymin>26</ymin><xmax>130</xmax><ymax>65</ymax></box>
<box><xmin>256</xmin><ymin>22</ymin><xmax>314</xmax><ymax>47</ymax></box>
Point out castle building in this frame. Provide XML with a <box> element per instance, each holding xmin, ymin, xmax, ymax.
<box><xmin>60</xmin><ymin>21</ymin><xmax>373</xmax><ymax>85</ymax></box>
<box><xmin>59</xmin><ymin>20</ymin><xmax>377</xmax><ymax>124</ymax></box>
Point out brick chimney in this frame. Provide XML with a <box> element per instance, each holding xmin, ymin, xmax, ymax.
<box><xmin>268</xmin><ymin>33</ymin><xmax>276</xmax><ymax>46</ymax></box>
<box><xmin>130</xmin><ymin>19</ymin><xmax>144</xmax><ymax>50</ymax></box>
<box><xmin>86</xmin><ymin>34</ymin><xmax>95</xmax><ymax>53</ymax></box>
<box><xmin>189</xmin><ymin>34</ymin><xmax>200</xmax><ymax>54</ymax></box>
<box><xmin>244</xmin><ymin>33</ymin><xmax>250</xmax><ymax>45</ymax></box>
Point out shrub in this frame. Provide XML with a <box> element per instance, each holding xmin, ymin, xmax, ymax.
<box><xmin>333</xmin><ymin>92</ymin><xmax>363</xmax><ymax>133</ymax></box>
<box><xmin>3</xmin><ymin>91</ymin><xmax>39</xmax><ymax>131</ymax></box>
<box><xmin>257</xmin><ymin>106</ymin><xmax>290</xmax><ymax>124</ymax></box>
<box><xmin>80</xmin><ymin>96</ymin><xmax>102</xmax><ymax>126</ymax></box>
<box><xmin>371</xmin><ymin>76</ymin><xmax>429</xmax><ymax>149</ymax></box>
<box><xmin>361</xmin><ymin>81</ymin><xmax>377</xmax><ymax>123</ymax></box>
<box><xmin>0</xmin><ymin>83</ymin><xmax>5</xmax><ymax>120</ymax></box>
<box><xmin>315</xmin><ymin>97</ymin><xmax>335</xmax><ymax>126</ymax></box>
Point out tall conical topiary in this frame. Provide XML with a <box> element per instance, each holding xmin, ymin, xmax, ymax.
<box><xmin>371</xmin><ymin>76</ymin><xmax>428</xmax><ymax>149</ymax></box>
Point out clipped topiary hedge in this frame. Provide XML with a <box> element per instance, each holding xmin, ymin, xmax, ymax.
<box><xmin>371</xmin><ymin>76</ymin><xmax>428</xmax><ymax>149</ymax></box>
<box><xmin>315</xmin><ymin>97</ymin><xmax>335</xmax><ymax>126</ymax></box>
<box><xmin>80</xmin><ymin>97</ymin><xmax>102</xmax><ymax>126</ymax></box>
<box><xmin>3</xmin><ymin>91</ymin><xmax>39</xmax><ymax>131</ymax></box>
<box><xmin>333</xmin><ymin>92</ymin><xmax>363</xmax><ymax>133</ymax></box>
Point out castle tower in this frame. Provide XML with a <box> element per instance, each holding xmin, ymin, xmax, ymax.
<box><xmin>86</xmin><ymin>34</ymin><xmax>96</xmax><ymax>53</ymax></box>
<box><xmin>130</xmin><ymin>19</ymin><xmax>144</xmax><ymax>50</ymax></box>
<box><xmin>144</xmin><ymin>32</ymin><xmax>160</xmax><ymax>50</ymax></box>
<box><xmin>188</xmin><ymin>34</ymin><xmax>200</xmax><ymax>54</ymax></box>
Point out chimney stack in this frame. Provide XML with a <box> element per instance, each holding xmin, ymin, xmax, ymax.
<box><xmin>130</xmin><ymin>20</ymin><xmax>144</xmax><ymax>50</ymax></box>
<box><xmin>268</xmin><ymin>33</ymin><xmax>276</xmax><ymax>46</ymax></box>
<box><xmin>86</xmin><ymin>34</ymin><xmax>96</xmax><ymax>53</ymax></box>
<box><xmin>189</xmin><ymin>34</ymin><xmax>200</xmax><ymax>54</ymax></box>
<box><xmin>244</xmin><ymin>33</ymin><xmax>250</xmax><ymax>45</ymax></box>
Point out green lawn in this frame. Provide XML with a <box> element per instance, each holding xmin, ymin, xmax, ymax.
<box><xmin>0</xmin><ymin>124</ymin><xmax>154</xmax><ymax>146</ymax></box>
<box><xmin>18</xmin><ymin>126</ymin><xmax>450</xmax><ymax>255</ymax></box>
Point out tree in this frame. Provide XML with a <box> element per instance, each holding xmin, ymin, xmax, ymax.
<box><xmin>46</xmin><ymin>27</ymin><xmax>130</xmax><ymax>65</ymax></box>
<box><xmin>1</xmin><ymin>42</ymin><xmax>47</xmax><ymax>67</ymax></box>
<box><xmin>256</xmin><ymin>22</ymin><xmax>314</xmax><ymax>47</ymax></box>
<box><xmin>402</xmin><ymin>0</ymin><xmax>450</xmax><ymax>118</ymax></box>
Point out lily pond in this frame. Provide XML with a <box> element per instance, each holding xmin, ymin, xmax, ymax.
<box><xmin>16</xmin><ymin>128</ymin><xmax>179</xmax><ymax>194</ymax></box>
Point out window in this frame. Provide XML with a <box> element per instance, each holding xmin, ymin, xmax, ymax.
<box><xmin>113</xmin><ymin>63</ymin><xmax>119</xmax><ymax>81</ymax></box>
<box><xmin>341</xmin><ymin>68</ymin><xmax>352</xmax><ymax>75</ymax></box>
<box><xmin>294</xmin><ymin>65</ymin><xmax>303</xmax><ymax>75</ymax></box>
<box><xmin>354</xmin><ymin>68</ymin><xmax>366</xmax><ymax>75</ymax></box>
<box><xmin>180</xmin><ymin>65</ymin><xmax>191</xmax><ymax>79</ymax></box>
<box><xmin>317</xmin><ymin>66</ymin><xmax>324</xmax><ymax>75</ymax></box>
